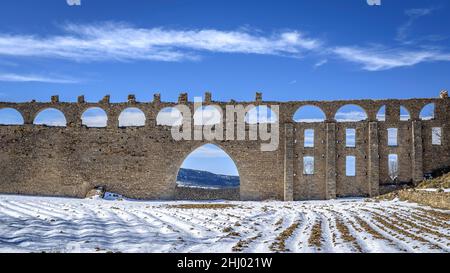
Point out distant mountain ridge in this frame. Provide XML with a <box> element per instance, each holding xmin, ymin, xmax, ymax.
<box><xmin>177</xmin><ymin>168</ymin><xmax>240</xmax><ymax>189</ymax></box>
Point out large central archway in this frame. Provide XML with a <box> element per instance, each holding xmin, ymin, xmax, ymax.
<box><xmin>175</xmin><ymin>144</ymin><xmax>240</xmax><ymax>200</ymax></box>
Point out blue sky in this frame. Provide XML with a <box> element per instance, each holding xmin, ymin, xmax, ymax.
<box><xmin>0</xmin><ymin>0</ymin><xmax>448</xmax><ymax>176</ymax></box>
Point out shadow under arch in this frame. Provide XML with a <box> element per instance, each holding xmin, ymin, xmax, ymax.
<box><xmin>174</xmin><ymin>143</ymin><xmax>241</xmax><ymax>200</ymax></box>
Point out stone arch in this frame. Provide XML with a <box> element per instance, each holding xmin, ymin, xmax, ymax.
<box><xmin>156</xmin><ymin>107</ymin><xmax>183</xmax><ymax>126</ymax></box>
<box><xmin>174</xmin><ymin>143</ymin><xmax>241</xmax><ymax>200</ymax></box>
<box><xmin>335</xmin><ymin>104</ymin><xmax>368</xmax><ymax>122</ymax></box>
<box><xmin>419</xmin><ymin>103</ymin><xmax>435</xmax><ymax>120</ymax></box>
<box><xmin>193</xmin><ymin>105</ymin><xmax>222</xmax><ymax>125</ymax></box>
<box><xmin>33</xmin><ymin>108</ymin><xmax>67</xmax><ymax>127</ymax></box>
<box><xmin>118</xmin><ymin>107</ymin><xmax>146</xmax><ymax>127</ymax></box>
<box><xmin>0</xmin><ymin>107</ymin><xmax>24</xmax><ymax>125</ymax></box>
<box><xmin>292</xmin><ymin>105</ymin><xmax>326</xmax><ymax>122</ymax></box>
<box><xmin>81</xmin><ymin>107</ymin><xmax>108</xmax><ymax>128</ymax></box>
<box><xmin>400</xmin><ymin>105</ymin><xmax>411</xmax><ymax>121</ymax></box>
<box><xmin>245</xmin><ymin>105</ymin><xmax>278</xmax><ymax>124</ymax></box>
<box><xmin>376</xmin><ymin>105</ymin><xmax>386</xmax><ymax>121</ymax></box>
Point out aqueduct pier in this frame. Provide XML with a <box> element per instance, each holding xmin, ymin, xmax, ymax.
<box><xmin>0</xmin><ymin>92</ymin><xmax>449</xmax><ymax>201</ymax></box>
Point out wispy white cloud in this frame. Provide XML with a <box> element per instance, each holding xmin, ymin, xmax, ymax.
<box><xmin>314</xmin><ymin>59</ymin><xmax>328</xmax><ymax>68</ymax></box>
<box><xmin>0</xmin><ymin>22</ymin><xmax>321</xmax><ymax>62</ymax></box>
<box><xmin>397</xmin><ymin>7</ymin><xmax>435</xmax><ymax>43</ymax></box>
<box><xmin>0</xmin><ymin>16</ymin><xmax>448</xmax><ymax>73</ymax></box>
<box><xmin>66</xmin><ymin>0</ymin><xmax>81</xmax><ymax>6</ymax></box>
<box><xmin>0</xmin><ymin>73</ymin><xmax>79</xmax><ymax>83</ymax></box>
<box><xmin>335</xmin><ymin>111</ymin><xmax>367</xmax><ymax>122</ymax></box>
<box><xmin>332</xmin><ymin>46</ymin><xmax>450</xmax><ymax>71</ymax></box>
<box><xmin>82</xmin><ymin>115</ymin><xmax>107</xmax><ymax>127</ymax></box>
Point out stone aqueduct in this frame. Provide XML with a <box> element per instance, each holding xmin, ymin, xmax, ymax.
<box><xmin>0</xmin><ymin>92</ymin><xmax>449</xmax><ymax>201</ymax></box>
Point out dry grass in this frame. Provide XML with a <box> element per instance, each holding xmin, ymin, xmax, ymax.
<box><xmin>369</xmin><ymin>210</ymin><xmax>442</xmax><ymax>250</ymax></box>
<box><xmin>335</xmin><ymin>217</ymin><xmax>362</xmax><ymax>252</ymax></box>
<box><xmin>354</xmin><ymin>216</ymin><xmax>387</xmax><ymax>241</ymax></box>
<box><xmin>417</xmin><ymin>172</ymin><xmax>450</xmax><ymax>189</ymax></box>
<box><xmin>391</xmin><ymin>213</ymin><xmax>450</xmax><ymax>241</ymax></box>
<box><xmin>167</xmin><ymin>204</ymin><xmax>236</xmax><ymax>209</ymax></box>
<box><xmin>417</xmin><ymin>208</ymin><xmax>450</xmax><ymax>222</ymax></box>
<box><xmin>308</xmin><ymin>219</ymin><xmax>323</xmax><ymax>248</ymax></box>
<box><xmin>270</xmin><ymin>220</ymin><xmax>301</xmax><ymax>252</ymax></box>
<box><xmin>232</xmin><ymin>233</ymin><xmax>262</xmax><ymax>252</ymax></box>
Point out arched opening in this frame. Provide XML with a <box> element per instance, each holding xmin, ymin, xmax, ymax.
<box><xmin>175</xmin><ymin>144</ymin><xmax>240</xmax><ymax>200</ymax></box>
<box><xmin>400</xmin><ymin>106</ymin><xmax>410</xmax><ymax>121</ymax></box>
<box><xmin>156</xmin><ymin>107</ymin><xmax>183</xmax><ymax>126</ymax></box>
<box><xmin>118</xmin><ymin>107</ymin><xmax>145</xmax><ymax>127</ymax></box>
<box><xmin>193</xmin><ymin>106</ymin><xmax>222</xmax><ymax>125</ymax></box>
<box><xmin>245</xmin><ymin>105</ymin><xmax>277</xmax><ymax>124</ymax></box>
<box><xmin>0</xmin><ymin>108</ymin><xmax>24</xmax><ymax>125</ymax></box>
<box><xmin>376</xmin><ymin>105</ymin><xmax>386</xmax><ymax>121</ymax></box>
<box><xmin>34</xmin><ymin>108</ymin><xmax>66</xmax><ymax>127</ymax></box>
<box><xmin>420</xmin><ymin>103</ymin><xmax>435</xmax><ymax>120</ymax></box>
<box><xmin>81</xmin><ymin>107</ymin><xmax>107</xmax><ymax>128</ymax></box>
<box><xmin>293</xmin><ymin>105</ymin><xmax>325</xmax><ymax>122</ymax></box>
<box><xmin>335</xmin><ymin>104</ymin><xmax>367</xmax><ymax>122</ymax></box>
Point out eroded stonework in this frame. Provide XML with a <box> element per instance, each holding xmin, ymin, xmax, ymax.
<box><xmin>0</xmin><ymin>93</ymin><xmax>449</xmax><ymax>200</ymax></box>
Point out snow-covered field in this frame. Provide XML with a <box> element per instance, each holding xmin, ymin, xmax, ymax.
<box><xmin>0</xmin><ymin>194</ymin><xmax>448</xmax><ymax>253</ymax></box>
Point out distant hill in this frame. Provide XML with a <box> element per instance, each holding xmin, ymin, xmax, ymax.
<box><xmin>177</xmin><ymin>168</ymin><xmax>240</xmax><ymax>189</ymax></box>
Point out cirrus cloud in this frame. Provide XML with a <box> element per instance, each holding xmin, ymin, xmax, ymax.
<box><xmin>0</xmin><ymin>22</ymin><xmax>321</xmax><ymax>62</ymax></box>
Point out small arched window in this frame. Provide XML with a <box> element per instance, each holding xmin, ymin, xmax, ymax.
<box><xmin>81</xmin><ymin>107</ymin><xmax>108</xmax><ymax>128</ymax></box>
<box><xmin>34</xmin><ymin>108</ymin><xmax>66</xmax><ymax>127</ymax></box>
<box><xmin>193</xmin><ymin>106</ymin><xmax>222</xmax><ymax>125</ymax></box>
<box><xmin>293</xmin><ymin>105</ymin><xmax>326</xmax><ymax>123</ymax></box>
<box><xmin>400</xmin><ymin>106</ymin><xmax>410</xmax><ymax>121</ymax></box>
<box><xmin>419</xmin><ymin>103</ymin><xmax>435</xmax><ymax>120</ymax></box>
<box><xmin>335</xmin><ymin>104</ymin><xmax>367</xmax><ymax>122</ymax></box>
<box><xmin>0</xmin><ymin>108</ymin><xmax>24</xmax><ymax>125</ymax></box>
<box><xmin>156</xmin><ymin>107</ymin><xmax>183</xmax><ymax>126</ymax></box>
<box><xmin>376</xmin><ymin>105</ymin><xmax>386</xmax><ymax>121</ymax></box>
<box><xmin>118</xmin><ymin>107</ymin><xmax>146</xmax><ymax>127</ymax></box>
<box><xmin>245</xmin><ymin>106</ymin><xmax>278</xmax><ymax>124</ymax></box>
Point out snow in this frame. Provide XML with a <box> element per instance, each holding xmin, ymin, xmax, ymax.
<box><xmin>417</xmin><ymin>188</ymin><xmax>450</xmax><ymax>193</ymax></box>
<box><xmin>0</xmin><ymin>194</ymin><xmax>448</xmax><ymax>253</ymax></box>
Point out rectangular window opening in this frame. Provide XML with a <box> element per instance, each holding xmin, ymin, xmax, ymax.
<box><xmin>303</xmin><ymin>156</ymin><xmax>314</xmax><ymax>175</ymax></box>
<box><xmin>388</xmin><ymin>128</ymin><xmax>398</xmax><ymax>146</ymax></box>
<box><xmin>346</xmin><ymin>128</ymin><xmax>356</xmax><ymax>147</ymax></box>
<box><xmin>304</xmin><ymin>129</ymin><xmax>314</xmax><ymax>148</ymax></box>
<box><xmin>388</xmin><ymin>154</ymin><xmax>399</xmax><ymax>180</ymax></box>
<box><xmin>432</xmin><ymin>127</ymin><xmax>442</xmax><ymax>145</ymax></box>
<box><xmin>346</xmin><ymin>156</ymin><xmax>356</xmax><ymax>177</ymax></box>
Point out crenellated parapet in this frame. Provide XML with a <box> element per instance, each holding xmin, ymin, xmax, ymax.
<box><xmin>0</xmin><ymin>92</ymin><xmax>447</xmax><ymax>128</ymax></box>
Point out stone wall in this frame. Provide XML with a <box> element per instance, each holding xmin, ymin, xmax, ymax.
<box><xmin>0</xmin><ymin>92</ymin><xmax>449</xmax><ymax>201</ymax></box>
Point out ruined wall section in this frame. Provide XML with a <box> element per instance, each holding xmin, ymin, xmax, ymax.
<box><xmin>0</xmin><ymin>93</ymin><xmax>449</xmax><ymax>200</ymax></box>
